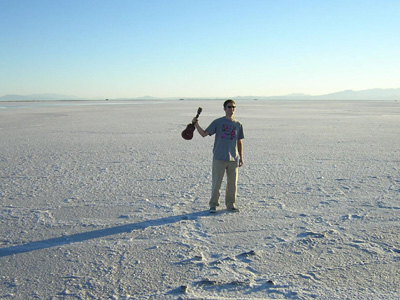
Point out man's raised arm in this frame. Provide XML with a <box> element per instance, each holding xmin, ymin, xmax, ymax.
<box><xmin>192</xmin><ymin>118</ymin><xmax>209</xmax><ymax>137</ymax></box>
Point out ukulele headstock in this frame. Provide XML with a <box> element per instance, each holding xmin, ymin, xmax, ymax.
<box><xmin>196</xmin><ymin>107</ymin><xmax>202</xmax><ymax>118</ymax></box>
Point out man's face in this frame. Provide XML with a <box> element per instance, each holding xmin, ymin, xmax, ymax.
<box><xmin>224</xmin><ymin>102</ymin><xmax>236</xmax><ymax>115</ymax></box>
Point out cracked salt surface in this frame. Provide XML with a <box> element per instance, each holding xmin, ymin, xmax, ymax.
<box><xmin>1</xmin><ymin>100</ymin><xmax>399</xmax><ymax>299</ymax></box>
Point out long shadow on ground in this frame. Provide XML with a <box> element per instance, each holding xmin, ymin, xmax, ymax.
<box><xmin>0</xmin><ymin>210</ymin><xmax>208</xmax><ymax>257</ymax></box>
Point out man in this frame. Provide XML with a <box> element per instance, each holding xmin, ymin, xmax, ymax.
<box><xmin>192</xmin><ymin>99</ymin><xmax>245</xmax><ymax>213</ymax></box>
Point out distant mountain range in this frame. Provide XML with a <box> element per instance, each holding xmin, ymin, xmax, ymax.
<box><xmin>1</xmin><ymin>88</ymin><xmax>400</xmax><ymax>101</ymax></box>
<box><xmin>236</xmin><ymin>88</ymin><xmax>400</xmax><ymax>100</ymax></box>
<box><xmin>0</xmin><ymin>93</ymin><xmax>80</xmax><ymax>101</ymax></box>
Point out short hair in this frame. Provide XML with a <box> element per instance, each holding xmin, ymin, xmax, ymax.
<box><xmin>223</xmin><ymin>99</ymin><xmax>235</xmax><ymax>108</ymax></box>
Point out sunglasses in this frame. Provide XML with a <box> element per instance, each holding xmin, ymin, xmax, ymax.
<box><xmin>227</xmin><ymin>106</ymin><xmax>236</xmax><ymax>109</ymax></box>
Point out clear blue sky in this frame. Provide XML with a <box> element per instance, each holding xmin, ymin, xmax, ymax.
<box><xmin>1</xmin><ymin>0</ymin><xmax>399</xmax><ymax>98</ymax></box>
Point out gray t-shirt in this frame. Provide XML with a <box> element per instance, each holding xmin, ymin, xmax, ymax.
<box><xmin>206</xmin><ymin>117</ymin><xmax>244</xmax><ymax>162</ymax></box>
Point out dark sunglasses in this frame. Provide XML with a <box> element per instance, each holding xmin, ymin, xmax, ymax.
<box><xmin>227</xmin><ymin>105</ymin><xmax>236</xmax><ymax>109</ymax></box>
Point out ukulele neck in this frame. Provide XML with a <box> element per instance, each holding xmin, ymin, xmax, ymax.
<box><xmin>192</xmin><ymin>107</ymin><xmax>202</xmax><ymax>123</ymax></box>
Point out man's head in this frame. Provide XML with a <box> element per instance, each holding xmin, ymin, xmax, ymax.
<box><xmin>223</xmin><ymin>99</ymin><xmax>236</xmax><ymax>119</ymax></box>
<box><xmin>223</xmin><ymin>99</ymin><xmax>236</xmax><ymax>109</ymax></box>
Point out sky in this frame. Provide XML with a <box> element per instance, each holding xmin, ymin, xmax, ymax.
<box><xmin>1</xmin><ymin>0</ymin><xmax>399</xmax><ymax>99</ymax></box>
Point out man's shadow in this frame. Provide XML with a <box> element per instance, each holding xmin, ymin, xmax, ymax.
<box><xmin>0</xmin><ymin>210</ymin><xmax>208</xmax><ymax>257</ymax></box>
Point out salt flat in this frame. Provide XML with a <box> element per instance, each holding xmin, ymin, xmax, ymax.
<box><xmin>0</xmin><ymin>100</ymin><xmax>399</xmax><ymax>299</ymax></box>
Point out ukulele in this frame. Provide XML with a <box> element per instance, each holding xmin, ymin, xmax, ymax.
<box><xmin>181</xmin><ymin>107</ymin><xmax>202</xmax><ymax>140</ymax></box>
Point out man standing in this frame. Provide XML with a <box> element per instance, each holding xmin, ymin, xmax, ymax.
<box><xmin>192</xmin><ymin>99</ymin><xmax>245</xmax><ymax>213</ymax></box>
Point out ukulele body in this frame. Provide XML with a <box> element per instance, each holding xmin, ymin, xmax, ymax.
<box><xmin>182</xmin><ymin>107</ymin><xmax>202</xmax><ymax>140</ymax></box>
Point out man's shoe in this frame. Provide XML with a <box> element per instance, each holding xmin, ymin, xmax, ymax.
<box><xmin>209</xmin><ymin>207</ymin><xmax>217</xmax><ymax>213</ymax></box>
<box><xmin>227</xmin><ymin>207</ymin><xmax>240</xmax><ymax>213</ymax></box>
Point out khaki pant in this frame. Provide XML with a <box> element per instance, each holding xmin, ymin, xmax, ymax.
<box><xmin>210</xmin><ymin>160</ymin><xmax>238</xmax><ymax>209</ymax></box>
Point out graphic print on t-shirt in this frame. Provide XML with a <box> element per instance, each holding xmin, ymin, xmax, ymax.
<box><xmin>221</xmin><ymin>123</ymin><xmax>238</xmax><ymax>140</ymax></box>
